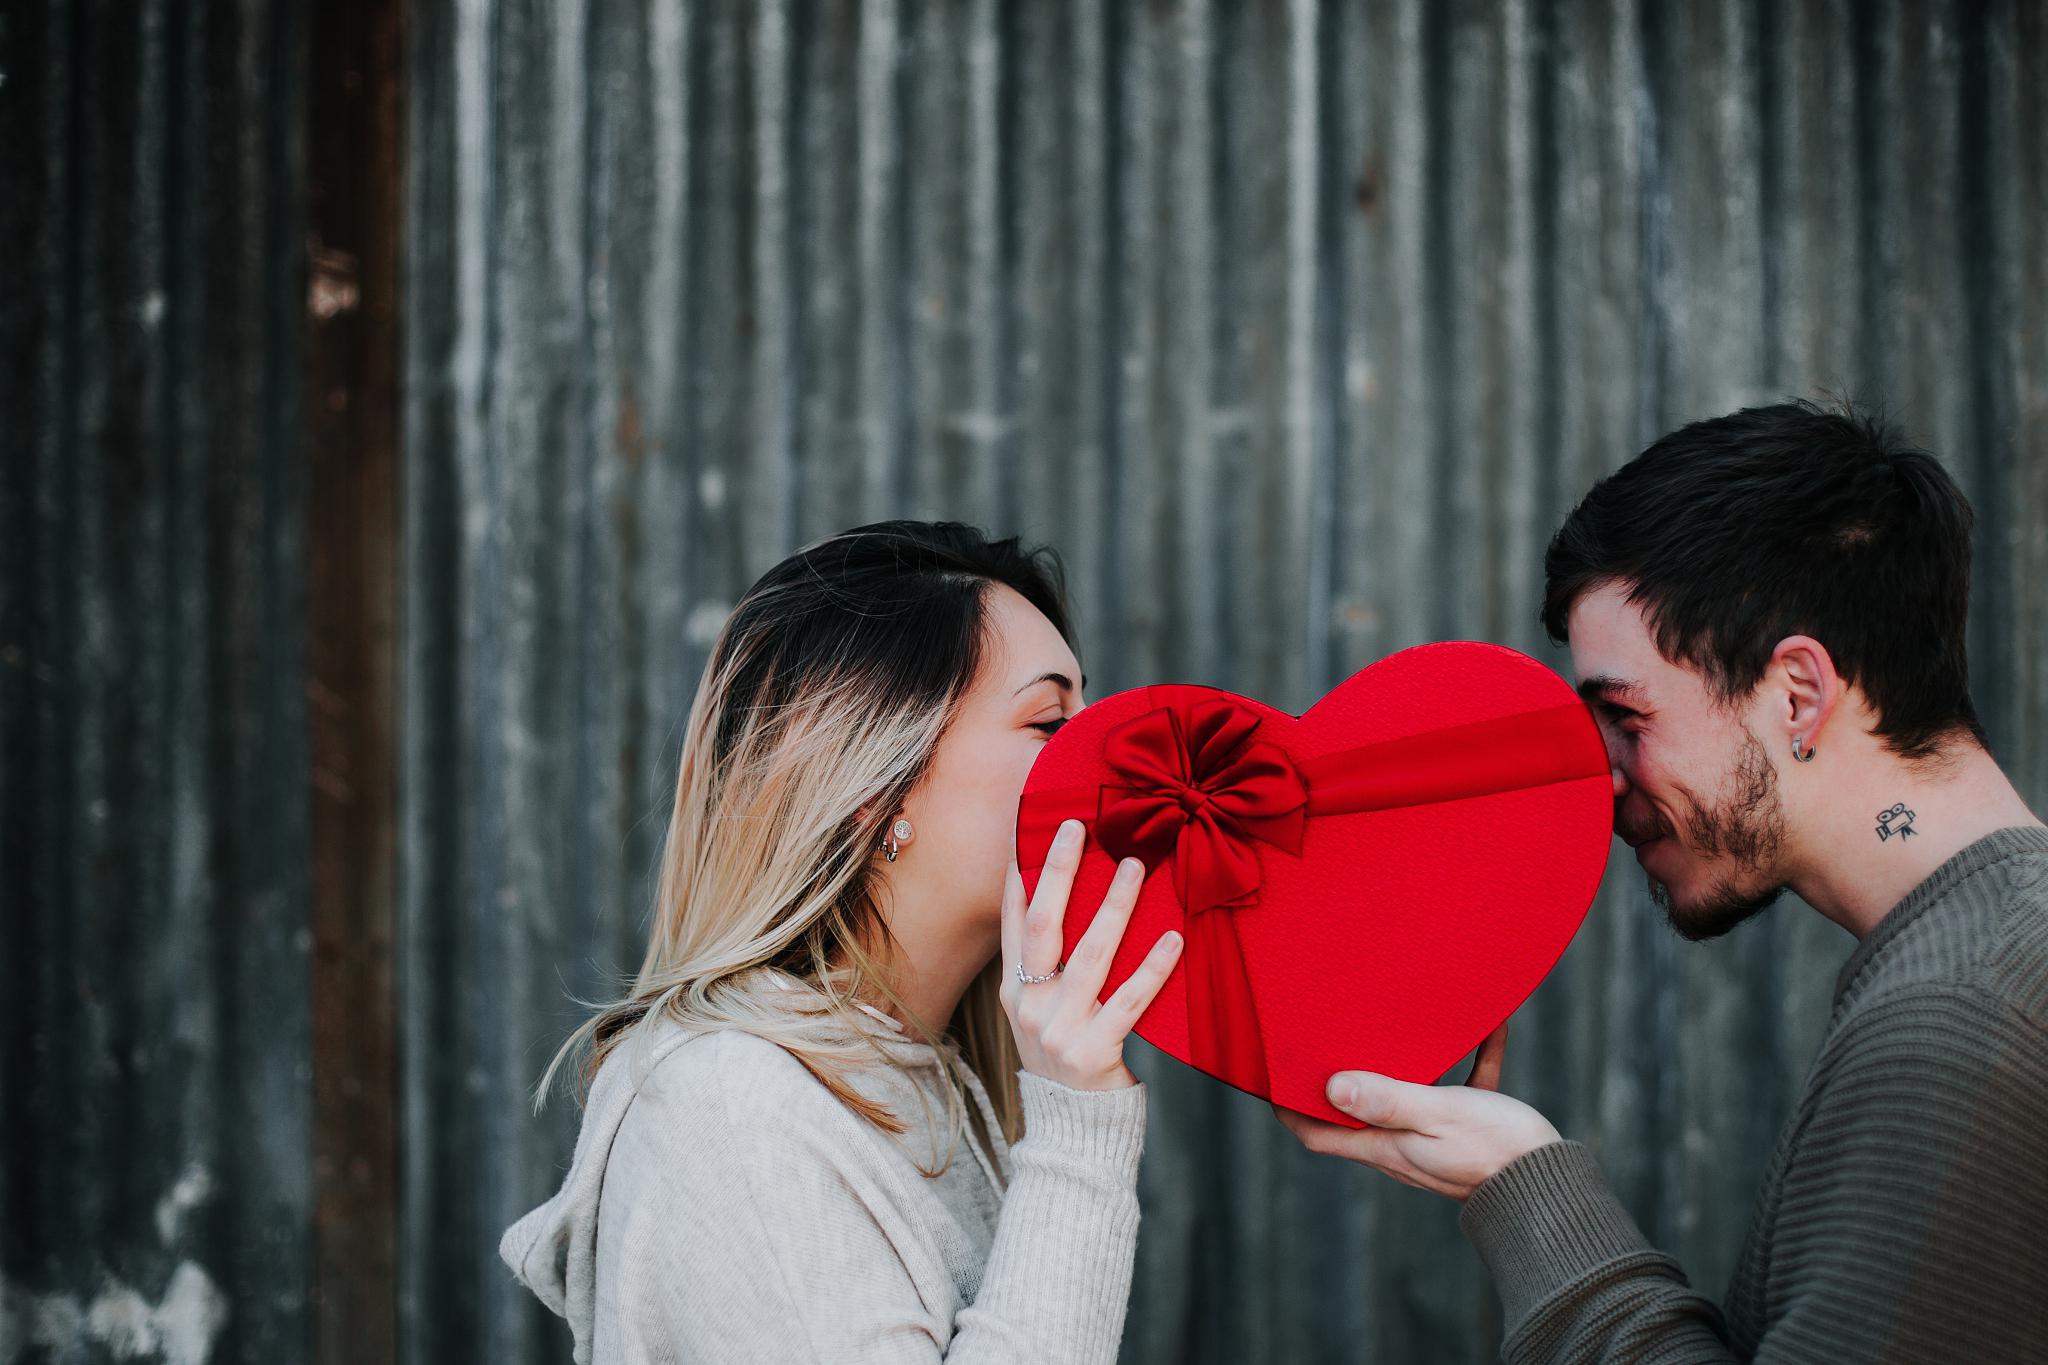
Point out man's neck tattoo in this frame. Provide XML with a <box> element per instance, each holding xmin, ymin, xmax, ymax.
<box><xmin>1876</xmin><ymin>803</ymin><xmax>1918</xmax><ymax>843</ymax></box>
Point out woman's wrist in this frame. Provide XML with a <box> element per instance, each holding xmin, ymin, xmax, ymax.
<box><xmin>1014</xmin><ymin>1071</ymin><xmax>1148</xmax><ymax>1180</ymax></box>
<box><xmin>1018</xmin><ymin>1060</ymin><xmax>1139</xmax><ymax>1092</ymax></box>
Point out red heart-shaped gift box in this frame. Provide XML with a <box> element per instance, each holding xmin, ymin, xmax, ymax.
<box><xmin>1016</xmin><ymin>641</ymin><xmax>1612</xmax><ymax>1125</ymax></box>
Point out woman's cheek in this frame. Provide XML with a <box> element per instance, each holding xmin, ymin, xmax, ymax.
<box><xmin>982</xmin><ymin>744</ymin><xmax>1039</xmax><ymax>864</ymax></box>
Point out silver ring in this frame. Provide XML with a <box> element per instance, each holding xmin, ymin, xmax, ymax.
<box><xmin>1015</xmin><ymin>960</ymin><xmax>1064</xmax><ymax>985</ymax></box>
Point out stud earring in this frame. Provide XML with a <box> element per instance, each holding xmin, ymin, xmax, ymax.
<box><xmin>881</xmin><ymin>816</ymin><xmax>913</xmax><ymax>862</ymax></box>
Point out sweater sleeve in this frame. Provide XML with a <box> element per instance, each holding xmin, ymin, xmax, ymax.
<box><xmin>947</xmin><ymin>1072</ymin><xmax>1148</xmax><ymax>1363</ymax></box>
<box><xmin>595</xmin><ymin>1041</ymin><xmax>1146</xmax><ymax>1365</ymax></box>
<box><xmin>1458</xmin><ymin>1141</ymin><xmax>1728</xmax><ymax>1363</ymax></box>
<box><xmin>1457</xmin><ymin>989</ymin><xmax>2048</xmax><ymax>1364</ymax></box>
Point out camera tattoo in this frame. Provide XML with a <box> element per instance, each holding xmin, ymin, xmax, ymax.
<box><xmin>1876</xmin><ymin>803</ymin><xmax>1918</xmax><ymax>843</ymax></box>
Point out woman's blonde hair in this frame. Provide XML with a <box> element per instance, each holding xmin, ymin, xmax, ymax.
<box><xmin>541</xmin><ymin>521</ymin><xmax>1076</xmax><ymax>1175</ymax></box>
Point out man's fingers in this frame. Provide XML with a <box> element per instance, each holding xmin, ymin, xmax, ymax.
<box><xmin>1465</xmin><ymin>1023</ymin><xmax>1509</xmax><ymax>1092</ymax></box>
<box><xmin>1326</xmin><ymin>1071</ymin><xmax>1435</xmax><ymax>1133</ymax></box>
<box><xmin>1275</xmin><ymin>1106</ymin><xmax>1349</xmax><ymax>1152</ymax></box>
<box><xmin>1275</xmin><ymin>1107</ymin><xmax>1418</xmax><ymax>1179</ymax></box>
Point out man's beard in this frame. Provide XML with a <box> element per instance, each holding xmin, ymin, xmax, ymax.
<box><xmin>1639</xmin><ymin>728</ymin><xmax>1788</xmax><ymax>942</ymax></box>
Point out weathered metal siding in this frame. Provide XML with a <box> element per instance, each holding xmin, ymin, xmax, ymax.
<box><xmin>2</xmin><ymin>1</ymin><xmax>314</xmax><ymax>1361</ymax></box>
<box><xmin>9</xmin><ymin>1</ymin><xmax>2047</xmax><ymax>1363</ymax></box>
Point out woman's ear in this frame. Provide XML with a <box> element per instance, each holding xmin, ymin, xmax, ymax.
<box><xmin>1771</xmin><ymin>635</ymin><xmax>1842</xmax><ymax>760</ymax></box>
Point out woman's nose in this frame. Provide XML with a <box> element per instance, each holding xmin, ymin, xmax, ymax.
<box><xmin>1610</xmin><ymin>765</ymin><xmax>1628</xmax><ymax>799</ymax></box>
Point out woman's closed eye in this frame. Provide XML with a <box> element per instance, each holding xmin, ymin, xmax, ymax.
<box><xmin>1030</xmin><ymin>716</ymin><xmax>1069</xmax><ymax>737</ymax></box>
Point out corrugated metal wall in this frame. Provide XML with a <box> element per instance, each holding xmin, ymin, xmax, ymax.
<box><xmin>4</xmin><ymin>0</ymin><xmax>315</xmax><ymax>1361</ymax></box>
<box><xmin>8</xmin><ymin>1</ymin><xmax>2045</xmax><ymax>1362</ymax></box>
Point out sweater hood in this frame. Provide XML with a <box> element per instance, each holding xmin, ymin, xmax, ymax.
<box><xmin>498</xmin><ymin>985</ymin><xmax>980</xmax><ymax>1361</ymax></box>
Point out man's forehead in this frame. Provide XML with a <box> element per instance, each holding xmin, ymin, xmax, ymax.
<box><xmin>1565</xmin><ymin>584</ymin><xmax>1659</xmax><ymax>681</ymax></box>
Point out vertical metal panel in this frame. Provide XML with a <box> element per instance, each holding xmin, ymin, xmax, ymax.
<box><xmin>304</xmin><ymin>2</ymin><xmax>406</xmax><ymax>1363</ymax></box>
<box><xmin>9</xmin><ymin>2</ymin><xmax>2048</xmax><ymax>1364</ymax></box>
<box><xmin>3</xmin><ymin>1</ymin><xmax>313</xmax><ymax>1361</ymax></box>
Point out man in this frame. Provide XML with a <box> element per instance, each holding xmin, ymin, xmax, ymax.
<box><xmin>1281</xmin><ymin>401</ymin><xmax>2048</xmax><ymax>1361</ymax></box>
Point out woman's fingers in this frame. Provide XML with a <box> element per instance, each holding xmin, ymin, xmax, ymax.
<box><xmin>1058</xmin><ymin>855</ymin><xmax>1147</xmax><ymax>1013</ymax></box>
<box><xmin>1094</xmin><ymin>928</ymin><xmax>1184</xmax><ymax>1035</ymax></box>
<box><xmin>998</xmin><ymin>856</ymin><xmax>1027</xmax><ymax>1005</ymax></box>
<box><xmin>1021</xmin><ymin>819</ymin><xmax>1085</xmax><ymax>980</ymax></box>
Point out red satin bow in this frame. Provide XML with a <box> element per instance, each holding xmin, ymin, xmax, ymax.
<box><xmin>1094</xmin><ymin>697</ymin><xmax>1310</xmax><ymax>919</ymax></box>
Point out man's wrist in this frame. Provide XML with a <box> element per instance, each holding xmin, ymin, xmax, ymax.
<box><xmin>1459</xmin><ymin>1140</ymin><xmax>1657</xmax><ymax>1327</ymax></box>
<box><xmin>1473</xmin><ymin>1118</ymin><xmax>1565</xmax><ymax>1193</ymax></box>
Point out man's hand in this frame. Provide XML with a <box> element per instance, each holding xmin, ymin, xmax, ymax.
<box><xmin>1274</xmin><ymin>1025</ymin><xmax>1563</xmax><ymax>1201</ymax></box>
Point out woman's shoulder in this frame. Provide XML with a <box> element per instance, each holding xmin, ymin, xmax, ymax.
<box><xmin>603</xmin><ymin>1016</ymin><xmax>919</xmax><ymax>1183</ymax></box>
<box><xmin>615</xmin><ymin>1020</ymin><xmax>839</xmax><ymax>1130</ymax></box>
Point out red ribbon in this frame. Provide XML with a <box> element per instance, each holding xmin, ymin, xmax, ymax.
<box><xmin>1016</xmin><ymin>688</ymin><xmax>1605</xmax><ymax>1096</ymax></box>
<box><xmin>1093</xmin><ymin>697</ymin><xmax>1311</xmax><ymax>919</ymax></box>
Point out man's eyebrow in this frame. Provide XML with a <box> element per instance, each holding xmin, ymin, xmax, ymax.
<box><xmin>1578</xmin><ymin>676</ymin><xmax>1648</xmax><ymax>707</ymax></box>
<box><xmin>1013</xmin><ymin>671</ymin><xmax>1081</xmax><ymax>697</ymax></box>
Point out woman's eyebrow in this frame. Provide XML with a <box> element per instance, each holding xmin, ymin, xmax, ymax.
<box><xmin>1013</xmin><ymin>671</ymin><xmax>1079</xmax><ymax>698</ymax></box>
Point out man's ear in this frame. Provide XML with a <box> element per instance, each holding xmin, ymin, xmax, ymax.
<box><xmin>1770</xmin><ymin>635</ymin><xmax>1842</xmax><ymax>758</ymax></box>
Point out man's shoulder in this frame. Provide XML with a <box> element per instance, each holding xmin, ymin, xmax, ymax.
<box><xmin>1819</xmin><ymin>953</ymin><xmax>2048</xmax><ymax>1092</ymax></box>
<box><xmin>1929</xmin><ymin>835</ymin><xmax>2048</xmax><ymax>1024</ymax></box>
<box><xmin>1982</xmin><ymin>856</ymin><xmax>2048</xmax><ymax>1024</ymax></box>
<box><xmin>1849</xmin><ymin>835</ymin><xmax>2048</xmax><ymax>1025</ymax></box>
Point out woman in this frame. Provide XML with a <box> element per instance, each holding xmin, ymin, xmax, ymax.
<box><xmin>501</xmin><ymin>521</ymin><xmax>1184</xmax><ymax>1363</ymax></box>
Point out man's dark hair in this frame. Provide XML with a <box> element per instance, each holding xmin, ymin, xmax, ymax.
<box><xmin>1542</xmin><ymin>399</ymin><xmax>1985</xmax><ymax>761</ymax></box>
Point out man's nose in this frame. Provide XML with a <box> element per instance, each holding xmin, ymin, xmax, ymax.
<box><xmin>1581</xmin><ymin>716</ymin><xmax>1630</xmax><ymax>789</ymax></box>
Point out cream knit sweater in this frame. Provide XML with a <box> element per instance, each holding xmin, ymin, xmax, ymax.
<box><xmin>500</xmin><ymin>993</ymin><xmax>1149</xmax><ymax>1364</ymax></box>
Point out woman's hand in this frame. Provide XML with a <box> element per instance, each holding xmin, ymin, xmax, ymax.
<box><xmin>999</xmin><ymin>819</ymin><xmax>1184</xmax><ymax>1091</ymax></box>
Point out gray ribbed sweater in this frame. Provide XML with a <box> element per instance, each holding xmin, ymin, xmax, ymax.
<box><xmin>500</xmin><ymin>994</ymin><xmax>1147</xmax><ymax>1364</ymax></box>
<box><xmin>1461</xmin><ymin>825</ymin><xmax>2048</xmax><ymax>1362</ymax></box>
